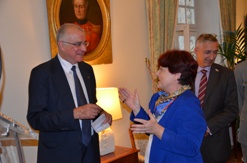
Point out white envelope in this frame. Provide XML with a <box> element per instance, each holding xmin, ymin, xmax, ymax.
<box><xmin>92</xmin><ymin>114</ymin><xmax>110</xmax><ymax>133</ymax></box>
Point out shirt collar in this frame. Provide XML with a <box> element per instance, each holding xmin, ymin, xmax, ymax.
<box><xmin>57</xmin><ymin>53</ymin><xmax>78</xmax><ymax>73</ymax></box>
<box><xmin>198</xmin><ymin>66</ymin><xmax>211</xmax><ymax>73</ymax></box>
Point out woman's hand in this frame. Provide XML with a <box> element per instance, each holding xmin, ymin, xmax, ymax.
<box><xmin>131</xmin><ymin>109</ymin><xmax>165</xmax><ymax>139</ymax></box>
<box><xmin>118</xmin><ymin>87</ymin><xmax>141</xmax><ymax>115</ymax></box>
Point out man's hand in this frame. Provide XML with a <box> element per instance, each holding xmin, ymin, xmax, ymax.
<box><xmin>100</xmin><ymin>110</ymin><xmax>112</xmax><ymax>126</ymax></box>
<box><xmin>74</xmin><ymin>104</ymin><xmax>102</xmax><ymax>119</ymax></box>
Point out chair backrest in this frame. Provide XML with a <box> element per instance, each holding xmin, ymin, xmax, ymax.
<box><xmin>129</xmin><ymin>128</ymin><xmax>149</xmax><ymax>160</ymax></box>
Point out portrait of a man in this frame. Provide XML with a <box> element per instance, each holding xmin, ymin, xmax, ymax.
<box><xmin>60</xmin><ymin>0</ymin><xmax>103</xmax><ymax>55</ymax></box>
<box><xmin>47</xmin><ymin>0</ymin><xmax>112</xmax><ymax>65</ymax></box>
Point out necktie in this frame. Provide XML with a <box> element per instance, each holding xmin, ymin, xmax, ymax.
<box><xmin>198</xmin><ymin>69</ymin><xmax>207</xmax><ymax>107</ymax></box>
<box><xmin>71</xmin><ymin>66</ymin><xmax>91</xmax><ymax>146</ymax></box>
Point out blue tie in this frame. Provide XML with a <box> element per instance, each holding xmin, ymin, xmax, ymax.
<box><xmin>71</xmin><ymin>65</ymin><xmax>91</xmax><ymax>146</ymax></box>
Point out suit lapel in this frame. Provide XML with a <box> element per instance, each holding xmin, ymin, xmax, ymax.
<box><xmin>51</xmin><ymin>56</ymin><xmax>75</xmax><ymax>109</ymax></box>
<box><xmin>204</xmin><ymin>64</ymin><xmax>220</xmax><ymax>102</ymax></box>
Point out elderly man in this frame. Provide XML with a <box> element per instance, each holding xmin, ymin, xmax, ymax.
<box><xmin>27</xmin><ymin>23</ymin><xmax>112</xmax><ymax>163</ymax></box>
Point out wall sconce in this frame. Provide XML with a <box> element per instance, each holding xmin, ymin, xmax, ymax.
<box><xmin>96</xmin><ymin>87</ymin><xmax>122</xmax><ymax>155</ymax></box>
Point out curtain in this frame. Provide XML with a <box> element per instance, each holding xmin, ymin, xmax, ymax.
<box><xmin>218</xmin><ymin>0</ymin><xmax>236</xmax><ymax>68</ymax></box>
<box><xmin>146</xmin><ymin>0</ymin><xmax>178</xmax><ymax>93</ymax></box>
<box><xmin>219</xmin><ymin>0</ymin><xmax>236</xmax><ymax>33</ymax></box>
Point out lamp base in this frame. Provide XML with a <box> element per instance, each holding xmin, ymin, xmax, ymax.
<box><xmin>99</xmin><ymin>127</ymin><xmax>115</xmax><ymax>155</ymax></box>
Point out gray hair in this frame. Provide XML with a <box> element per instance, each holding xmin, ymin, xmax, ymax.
<box><xmin>196</xmin><ymin>33</ymin><xmax>218</xmax><ymax>46</ymax></box>
<box><xmin>56</xmin><ymin>23</ymin><xmax>84</xmax><ymax>43</ymax></box>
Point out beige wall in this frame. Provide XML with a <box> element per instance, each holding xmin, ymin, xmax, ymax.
<box><xmin>195</xmin><ymin>0</ymin><xmax>222</xmax><ymax>64</ymax></box>
<box><xmin>0</xmin><ymin>0</ymin><xmax>151</xmax><ymax>162</ymax></box>
<box><xmin>236</xmin><ymin>0</ymin><xmax>247</xmax><ymax>27</ymax></box>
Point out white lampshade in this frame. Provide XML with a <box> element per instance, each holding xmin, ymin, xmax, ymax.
<box><xmin>96</xmin><ymin>87</ymin><xmax>122</xmax><ymax>120</ymax></box>
<box><xmin>96</xmin><ymin>87</ymin><xmax>122</xmax><ymax>156</ymax></box>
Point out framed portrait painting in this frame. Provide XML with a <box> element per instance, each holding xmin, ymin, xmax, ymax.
<box><xmin>46</xmin><ymin>0</ymin><xmax>112</xmax><ymax>65</ymax></box>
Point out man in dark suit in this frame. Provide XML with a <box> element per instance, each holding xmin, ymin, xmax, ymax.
<box><xmin>194</xmin><ymin>33</ymin><xmax>238</xmax><ymax>163</ymax></box>
<box><xmin>27</xmin><ymin>23</ymin><xmax>112</xmax><ymax>163</ymax></box>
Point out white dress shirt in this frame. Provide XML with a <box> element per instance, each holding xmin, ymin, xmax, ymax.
<box><xmin>57</xmin><ymin>54</ymin><xmax>93</xmax><ymax>134</ymax></box>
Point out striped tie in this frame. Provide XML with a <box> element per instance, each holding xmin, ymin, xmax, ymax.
<box><xmin>198</xmin><ymin>69</ymin><xmax>207</xmax><ymax>107</ymax></box>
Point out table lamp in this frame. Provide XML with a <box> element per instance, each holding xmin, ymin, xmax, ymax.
<box><xmin>96</xmin><ymin>87</ymin><xmax>122</xmax><ymax>155</ymax></box>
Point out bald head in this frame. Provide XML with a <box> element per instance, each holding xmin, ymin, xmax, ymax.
<box><xmin>56</xmin><ymin>23</ymin><xmax>85</xmax><ymax>43</ymax></box>
<box><xmin>56</xmin><ymin>23</ymin><xmax>87</xmax><ymax>64</ymax></box>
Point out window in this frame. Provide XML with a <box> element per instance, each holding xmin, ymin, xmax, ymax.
<box><xmin>178</xmin><ymin>0</ymin><xmax>195</xmax><ymax>24</ymax></box>
<box><xmin>175</xmin><ymin>0</ymin><xmax>197</xmax><ymax>52</ymax></box>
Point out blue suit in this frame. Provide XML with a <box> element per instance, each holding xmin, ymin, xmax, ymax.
<box><xmin>130</xmin><ymin>90</ymin><xmax>207</xmax><ymax>163</ymax></box>
<box><xmin>27</xmin><ymin>56</ymin><xmax>100</xmax><ymax>163</ymax></box>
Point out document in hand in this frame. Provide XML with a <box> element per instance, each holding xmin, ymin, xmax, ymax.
<box><xmin>92</xmin><ymin>114</ymin><xmax>110</xmax><ymax>133</ymax></box>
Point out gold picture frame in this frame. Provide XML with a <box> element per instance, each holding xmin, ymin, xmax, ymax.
<box><xmin>46</xmin><ymin>0</ymin><xmax>112</xmax><ymax>65</ymax></box>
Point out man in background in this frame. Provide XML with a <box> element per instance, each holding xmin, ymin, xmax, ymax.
<box><xmin>235</xmin><ymin>59</ymin><xmax>247</xmax><ymax>162</ymax></box>
<box><xmin>73</xmin><ymin>0</ymin><xmax>102</xmax><ymax>54</ymax></box>
<box><xmin>27</xmin><ymin>23</ymin><xmax>112</xmax><ymax>163</ymax></box>
<box><xmin>194</xmin><ymin>33</ymin><xmax>238</xmax><ymax>163</ymax></box>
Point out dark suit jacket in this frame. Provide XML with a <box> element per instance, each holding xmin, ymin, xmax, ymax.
<box><xmin>196</xmin><ymin>63</ymin><xmax>239</xmax><ymax>161</ymax></box>
<box><xmin>27</xmin><ymin>56</ymin><xmax>100</xmax><ymax>163</ymax></box>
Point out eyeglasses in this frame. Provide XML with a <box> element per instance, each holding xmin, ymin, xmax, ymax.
<box><xmin>61</xmin><ymin>41</ymin><xmax>89</xmax><ymax>47</ymax></box>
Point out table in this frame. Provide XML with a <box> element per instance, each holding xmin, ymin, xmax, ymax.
<box><xmin>100</xmin><ymin>146</ymin><xmax>139</xmax><ymax>163</ymax></box>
